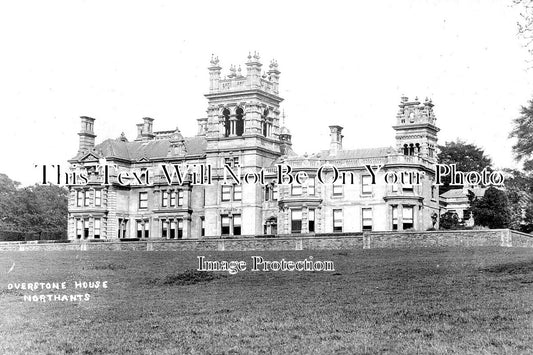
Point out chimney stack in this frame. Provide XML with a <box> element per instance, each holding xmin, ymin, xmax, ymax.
<box><xmin>329</xmin><ymin>125</ymin><xmax>343</xmax><ymax>154</ymax></box>
<box><xmin>78</xmin><ymin>116</ymin><xmax>96</xmax><ymax>153</ymax></box>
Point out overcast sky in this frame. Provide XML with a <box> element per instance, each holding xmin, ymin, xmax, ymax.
<box><xmin>1</xmin><ymin>0</ymin><xmax>532</xmax><ymax>186</ymax></box>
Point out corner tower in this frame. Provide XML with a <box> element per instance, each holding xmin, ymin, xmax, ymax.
<box><xmin>393</xmin><ymin>96</ymin><xmax>439</xmax><ymax>162</ymax></box>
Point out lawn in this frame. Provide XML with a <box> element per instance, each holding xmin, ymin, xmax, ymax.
<box><xmin>1</xmin><ymin>247</ymin><xmax>533</xmax><ymax>354</ymax></box>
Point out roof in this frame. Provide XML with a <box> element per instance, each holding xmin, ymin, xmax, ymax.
<box><xmin>317</xmin><ymin>147</ymin><xmax>394</xmax><ymax>160</ymax></box>
<box><xmin>71</xmin><ymin>136</ymin><xmax>207</xmax><ymax>162</ymax></box>
<box><xmin>440</xmin><ymin>187</ymin><xmax>486</xmax><ymax>199</ymax></box>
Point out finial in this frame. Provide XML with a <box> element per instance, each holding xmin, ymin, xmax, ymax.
<box><xmin>237</xmin><ymin>65</ymin><xmax>242</xmax><ymax>75</ymax></box>
<box><xmin>248</xmin><ymin>52</ymin><xmax>252</xmax><ymax>60</ymax></box>
<box><xmin>210</xmin><ymin>54</ymin><xmax>219</xmax><ymax>65</ymax></box>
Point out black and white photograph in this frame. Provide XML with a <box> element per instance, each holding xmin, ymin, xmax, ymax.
<box><xmin>2</xmin><ymin>0</ymin><xmax>533</xmax><ymax>353</ymax></box>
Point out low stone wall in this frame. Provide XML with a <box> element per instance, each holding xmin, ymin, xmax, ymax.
<box><xmin>0</xmin><ymin>229</ymin><xmax>530</xmax><ymax>252</ymax></box>
<box><xmin>510</xmin><ymin>230</ymin><xmax>533</xmax><ymax>248</ymax></box>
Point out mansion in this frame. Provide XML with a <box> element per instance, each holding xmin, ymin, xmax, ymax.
<box><xmin>67</xmin><ymin>53</ymin><xmax>440</xmax><ymax>240</ymax></box>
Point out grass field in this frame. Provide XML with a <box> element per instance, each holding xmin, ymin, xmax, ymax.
<box><xmin>1</xmin><ymin>248</ymin><xmax>533</xmax><ymax>354</ymax></box>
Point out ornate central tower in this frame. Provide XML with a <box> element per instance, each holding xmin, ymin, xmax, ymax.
<box><xmin>203</xmin><ymin>53</ymin><xmax>285</xmax><ymax>236</ymax></box>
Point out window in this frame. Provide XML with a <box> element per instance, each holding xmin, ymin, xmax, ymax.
<box><xmin>77</xmin><ymin>191</ymin><xmax>83</xmax><ymax>207</ymax></box>
<box><xmin>221</xmin><ymin>185</ymin><xmax>231</xmax><ymax>201</ymax></box>
<box><xmin>221</xmin><ymin>215</ymin><xmax>230</xmax><ymax>235</ymax></box>
<box><xmin>233</xmin><ymin>215</ymin><xmax>241</xmax><ymax>236</ymax></box>
<box><xmin>273</xmin><ymin>185</ymin><xmax>278</xmax><ymax>200</ymax></box>
<box><xmin>333</xmin><ymin>180</ymin><xmax>343</xmax><ymax>196</ymax></box>
<box><xmin>170</xmin><ymin>221</ymin><xmax>176</xmax><ymax>239</ymax></box>
<box><xmin>177</xmin><ymin>190</ymin><xmax>184</xmax><ymax>206</ymax></box>
<box><xmin>235</xmin><ymin>107</ymin><xmax>244</xmax><ymax>136</ymax></box>
<box><xmin>308</xmin><ymin>178</ymin><xmax>315</xmax><ymax>196</ymax></box>
<box><xmin>94</xmin><ymin>218</ymin><xmax>101</xmax><ymax>238</ymax></box>
<box><xmin>233</xmin><ymin>185</ymin><xmax>242</xmax><ymax>201</ymax></box>
<box><xmin>223</xmin><ymin>108</ymin><xmax>230</xmax><ymax>137</ymax></box>
<box><xmin>362</xmin><ymin>175</ymin><xmax>372</xmax><ymax>194</ymax></box>
<box><xmin>118</xmin><ymin>218</ymin><xmax>127</xmax><ymax>238</ymax></box>
<box><xmin>291</xmin><ymin>209</ymin><xmax>302</xmax><ymax>233</ymax></box>
<box><xmin>177</xmin><ymin>219</ymin><xmax>183</xmax><ymax>239</ymax></box>
<box><xmin>201</xmin><ymin>217</ymin><xmax>205</xmax><ymax>237</ymax></box>
<box><xmin>162</xmin><ymin>221</ymin><xmax>168</xmax><ymax>238</ymax></box>
<box><xmin>308</xmin><ymin>209</ymin><xmax>315</xmax><ymax>232</ymax></box>
<box><xmin>94</xmin><ymin>190</ymin><xmax>101</xmax><ymax>207</ymax></box>
<box><xmin>291</xmin><ymin>183</ymin><xmax>302</xmax><ymax>196</ymax></box>
<box><xmin>170</xmin><ymin>191</ymin><xmax>176</xmax><ymax>207</ymax></box>
<box><xmin>265</xmin><ymin>185</ymin><xmax>271</xmax><ymax>201</ymax></box>
<box><xmin>76</xmin><ymin>220</ymin><xmax>83</xmax><ymax>239</ymax></box>
<box><xmin>139</xmin><ymin>192</ymin><xmax>148</xmax><ymax>209</ymax></box>
<box><xmin>137</xmin><ymin>222</ymin><xmax>143</xmax><ymax>239</ymax></box>
<box><xmin>84</xmin><ymin>219</ymin><xmax>89</xmax><ymax>239</ymax></box>
<box><xmin>403</xmin><ymin>206</ymin><xmax>414</xmax><ymax>230</ymax></box>
<box><xmin>333</xmin><ymin>209</ymin><xmax>343</xmax><ymax>232</ymax></box>
<box><xmin>362</xmin><ymin>208</ymin><xmax>372</xmax><ymax>231</ymax></box>
<box><xmin>162</xmin><ymin>191</ymin><xmax>169</xmax><ymax>207</ymax></box>
<box><xmin>144</xmin><ymin>221</ymin><xmax>150</xmax><ymax>238</ymax></box>
<box><xmin>392</xmin><ymin>206</ymin><xmax>398</xmax><ymax>230</ymax></box>
<box><xmin>431</xmin><ymin>186</ymin><xmax>436</xmax><ymax>199</ymax></box>
<box><xmin>403</xmin><ymin>183</ymin><xmax>414</xmax><ymax>193</ymax></box>
<box><xmin>84</xmin><ymin>191</ymin><xmax>90</xmax><ymax>207</ymax></box>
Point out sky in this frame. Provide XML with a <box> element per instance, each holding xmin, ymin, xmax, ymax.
<box><xmin>1</xmin><ymin>0</ymin><xmax>532</xmax><ymax>186</ymax></box>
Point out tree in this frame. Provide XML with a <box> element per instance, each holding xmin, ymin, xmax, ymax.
<box><xmin>439</xmin><ymin>211</ymin><xmax>460</xmax><ymax>230</ymax></box>
<box><xmin>510</xmin><ymin>99</ymin><xmax>533</xmax><ymax>169</ymax></box>
<box><xmin>470</xmin><ymin>187</ymin><xmax>512</xmax><ymax>229</ymax></box>
<box><xmin>0</xmin><ymin>173</ymin><xmax>68</xmax><ymax>234</ymax></box>
<box><xmin>503</xmin><ymin>169</ymin><xmax>533</xmax><ymax>232</ymax></box>
<box><xmin>437</xmin><ymin>140</ymin><xmax>492</xmax><ymax>193</ymax></box>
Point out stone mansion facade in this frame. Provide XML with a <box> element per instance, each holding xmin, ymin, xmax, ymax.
<box><xmin>67</xmin><ymin>53</ymin><xmax>440</xmax><ymax>240</ymax></box>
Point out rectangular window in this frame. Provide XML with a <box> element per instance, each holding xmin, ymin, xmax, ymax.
<box><xmin>139</xmin><ymin>192</ymin><xmax>148</xmax><ymax>209</ymax></box>
<box><xmin>201</xmin><ymin>217</ymin><xmax>205</xmax><ymax>237</ymax></box>
<box><xmin>177</xmin><ymin>219</ymin><xmax>183</xmax><ymax>239</ymax></box>
<box><xmin>170</xmin><ymin>191</ymin><xmax>176</xmax><ymax>207</ymax></box>
<box><xmin>221</xmin><ymin>215</ymin><xmax>230</xmax><ymax>235</ymax></box>
<box><xmin>333</xmin><ymin>181</ymin><xmax>343</xmax><ymax>196</ymax></box>
<box><xmin>308</xmin><ymin>178</ymin><xmax>315</xmax><ymax>196</ymax></box>
<box><xmin>362</xmin><ymin>208</ymin><xmax>372</xmax><ymax>231</ymax></box>
<box><xmin>233</xmin><ymin>157</ymin><xmax>240</xmax><ymax>167</ymax></box>
<box><xmin>308</xmin><ymin>209</ymin><xmax>315</xmax><ymax>232</ymax></box>
<box><xmin>84</xmin><ymin>191</ymin><xmax>90</xmax><ymax>207</ymax></box>
<box><xmin>177</xmin><ymin>190</ymin><xmax>184</xmax><ymax>206</ymax></box>
<box><xmin>233</xmin><ymin>215</ymin><xmax>241</xmax><ymax>236</ymax></box>
<box><xmin>403</xmin><ymin>206</ymin><xmax>414</xmax><ymax>230</ymax></box>
<box><xmin>162</xmin><ymin>191</ymin><xmax>169</xmax><ymax>207</ymax></box>
<box><xmin>76</xmin><ymin>219</ymin><xmax>83</xmax><ymax>239</ymax></box>
<box><xmin>224</xmin><ymin>157</ymin><xmax>232</xmax><ymax>167</ymax></box>
<box><xmin>291</xmin><ymin>184</ymin><xmax>302</xmax><ymax>196</ymax></box>
<box><xmin>392</xmin><ymin>206</ymin><xmax>398</xmax><ymax>230</ymax></box>
<box><xmin>84</xmin><ymin>219</ymin><xmax>89</xmax><ymax>239</ymax></box>
<box><xmin>144</xmin><ymin>221</ymin><xmax>150</xmax><ymax>238</ymax></box>
<box><xmin>94</xmin><ymin>190</ymin><xmax>101</xmax><ymax>207</ymax></box>
<box><xmin>170</xmin><ymin>221</ymin><xmax>176</xmax><ymax>239</ymax></box>
<box><xmin>265</xmin><ymin>185</ymin><xmax>270</xmax><ymax>201</ymax></box>
<box><xmin>333</xmin><ymin>209</ymin><xmax>343</xmax><ymax>232</ymax></box>
<box><xmin>273</xmin><ymin>186</ymin><xmax>278</xmax><ymax>200</ymax></box>
<box><xmin>291</xmin><ymin>209</ymin><xmax>302</xmax><ymax>234</ymax></box>
<box><xmin>362</xmin><ymin>176</ymin><xmax>372</xmax><ymax>194</ymax></box>
<box><xmin>403</xmin><ymin>183</ymin><xmax>414</xmax><ymax>193</ymax></box>
<box><xmin>137</xmin><ymin>222</ymin><xmax>143</xmax><ymax>239</ymax></box>
<box><xmin>233</xmin><ymin>185</ymin><xmax>242</xmax><ymax>201</ymax></box>
<box><xmin>221</xmin><ymin>185</ymin><xmax>231</xmax><ymax>201</ymax></box>
<box><xmin>94</xmin><ymin>218</ymin><xmax>101</xmax><ymax>239</ymax></box>
<box><xmin>77</xmin><ymin>191</ymin><xmax>83</xmax><ymax>207</ymax></box>
<box><xmin>162</xmin><ymin>221</ymin><xmax>168</xmax><ymax>238</ymax></box>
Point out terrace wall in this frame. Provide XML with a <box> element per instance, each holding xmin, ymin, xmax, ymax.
<box><xmin>0</xmin><ymin>229</ymin><xmax>531</xmax><ymax>252</ymax></box>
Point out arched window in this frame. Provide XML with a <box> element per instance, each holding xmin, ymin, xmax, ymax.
<box><xmin>403</xmin><ymin>144</ymin><xmax>409</xmax><ymax>156</ymax></box>
<box><xmin>415</xmin><ymin>143</ymin><xmax>420</xmax><ymax>154</ymax></box>
<box><xmin>262</xmin><ymin>109</ymin><xmax>269</xmax><ymax>137</ymax></box>
<box><xmin>236</xmin><ymin>107</ymin><xmax>244</xmax><ymax>136</ymax></box>
<box><xmin>409</xmin><ymin>143</ymin><xmax>415</xmax><ymax>156</ymax></box>
<box><xmin>223</xmin><ymin>108</ymin><xmax>230</xmax><ymax>137</ymax></box>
